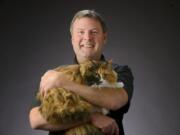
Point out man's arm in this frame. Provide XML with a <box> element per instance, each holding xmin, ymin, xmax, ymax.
<box><xmin>63</xmin><ymin>81</ymin><xmax>128</xmax><ymax>110</ymax></box>
<box><xmin>29</xmin><ymin>106</ymin><xmax>119</xmax><ymax>135</ymax></box>
<box><xmin>29</xmin><ymin>106</ymin><xmax>88</xmax><ymax>131</ymax></box>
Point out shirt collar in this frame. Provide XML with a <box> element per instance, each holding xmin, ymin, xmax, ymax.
<box><xmin>73</xmin><ymin>54</ymin><xmax>106</xmax><ymax>64</ymax></box>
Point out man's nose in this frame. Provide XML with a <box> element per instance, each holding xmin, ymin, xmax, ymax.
<box><xmin>84</xmin><ymin>32</ymin><xmax>93</xmax><ymax>40</ymax></box>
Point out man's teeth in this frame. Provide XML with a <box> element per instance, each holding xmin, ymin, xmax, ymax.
<box><xmin>84</xmin><ymin>43</ymin><xmax>94</xmax><ymax>47</ymax></box>
<box><xmin>84</xmin><ymin>44</ymin><xmax>93</xmax><ymax>47</ymax></box>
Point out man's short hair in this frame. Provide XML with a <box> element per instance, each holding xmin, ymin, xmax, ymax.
<box><xmin>70</xmin><ymin>9</ymin><xmax>107</xmax><ymax>34</ymax></box>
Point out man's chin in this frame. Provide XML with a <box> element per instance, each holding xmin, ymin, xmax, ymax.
<box><xmin>84</xmin><ymin>54</ymin><xmax>100</xmax><ymax>61</ymax></box>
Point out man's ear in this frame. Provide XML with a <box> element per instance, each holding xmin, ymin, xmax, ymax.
<box><xmin>71</xmin><ymin>34</ymin><xmax>74</xmax><ymax>46</ymax></box>
<box><xmin>103</xmin><ymin>32</ymin><xmax>108</xmax><ymax>44</ymax></box>
<box><xmin>71</xmin><ymin>33</ymin><xmax>72</xmax><ymax>41</ymax></box>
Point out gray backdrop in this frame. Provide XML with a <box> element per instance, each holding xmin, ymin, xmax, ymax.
<box><xmin>0</xmin><ymin>0</ymin><xmax>179</xmax><ymax>135</ymax></box>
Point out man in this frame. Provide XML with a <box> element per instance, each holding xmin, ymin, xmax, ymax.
<box><xmin>29</xmin><ymin>10</ymin><xmax>134</xmax><ymax>135</ymax></box>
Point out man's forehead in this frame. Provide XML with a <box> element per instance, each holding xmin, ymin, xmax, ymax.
<box><xmin>75</xmin><ymin>27</ymin><xmax>99</xmax><ymax>31</ymax></box>
<box><xmin>73</xmin><ymin>18</ymin><xmax>102</xmax><ymax>30</ymax></box>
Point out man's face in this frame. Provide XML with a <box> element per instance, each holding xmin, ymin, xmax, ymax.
<box><xmin>71</xmin><ymin>17</ymin><xmax>107</xmax><ymax>61</ymax></box>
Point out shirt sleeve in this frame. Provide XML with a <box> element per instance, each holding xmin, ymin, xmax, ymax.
<box><xmin>112</xmin><ymin>64</ymin><xmax>134</xmax><ymax>101</ymax></box>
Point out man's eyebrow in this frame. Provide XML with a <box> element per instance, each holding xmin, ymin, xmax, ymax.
<box><xmin>91</xmin><ymin>28</ymin><xmax>99</xmax><ymax>31</ymax></box>
<box><xmin>76</xmin><ymin>28</ymin><xmax>99</xmax><ymax>30</ymax></box>
<box><xmin>76</xmin><ymin>28</ymin><xmax>84</xmax><ymax>30</ymax></box>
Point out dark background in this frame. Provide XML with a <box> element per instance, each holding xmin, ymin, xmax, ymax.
<box><xmin>0</xmin><ymin>0</ymin><xmax>179</xmax><ymax>135</ymax></box>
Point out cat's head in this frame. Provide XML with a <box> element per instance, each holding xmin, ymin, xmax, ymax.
<box><xmin>80</xmin><ymin>60</ymin><xmax>101</xmax><ymax>85</ymax></box>
<box><xmin>79</xmin><ymin>60</ymin><xmax>117</xmax><ymax>85</ymax></box>
<box><xmin>97</xmin><ymin>60</ymin><xmax>118</xmax><ymax>83</ymax></box>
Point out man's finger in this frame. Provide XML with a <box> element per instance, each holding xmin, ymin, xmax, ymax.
<box><xmin>110</xmin><ymin>125</ymin><xmax>115</xmax><ymax>135</ymax></box>
<box><xmin>114</xmin><ymin>122</ymin><xmax>119</xmax><ymax>135</ymax></box>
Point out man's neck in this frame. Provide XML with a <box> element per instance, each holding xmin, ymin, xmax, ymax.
<box><xmin>76</xmin><ymin>55</ymin><xmax>101</xmax><ymax>64</ymax></box>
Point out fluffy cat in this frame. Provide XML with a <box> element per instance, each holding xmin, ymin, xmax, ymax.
<box><xmin>36</xmin><ymin>60</ymin><xmax>123</xmax><ymax>135</ymax></box>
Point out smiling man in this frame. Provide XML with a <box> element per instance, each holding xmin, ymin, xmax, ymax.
<box><xmin>71</xmin><ymin>16</ymin><xmax>107</xmax><ymax>62</ymax></box>
<box><xmin>29</xmin><ymin>10</ymin><xmax>134</xmax><ymax>135</ymax></box>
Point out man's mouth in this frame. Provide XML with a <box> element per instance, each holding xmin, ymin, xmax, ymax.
<box><xmin>81</xmin><ymin>42</ymin><xmax>94</xmax><ymax>48</ymax></box>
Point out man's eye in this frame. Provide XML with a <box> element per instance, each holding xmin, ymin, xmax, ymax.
<box><xmin>78</xmin><ymin>31</ymin><xmax>84</xmax><ymax>34</ymax></box>
<box><xmin>92</xmin><ymin>31</ymin><xmax>98</xmax><ymax>34</ymax></box>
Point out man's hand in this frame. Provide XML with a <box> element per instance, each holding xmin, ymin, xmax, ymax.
<box><xmin>90</xmin><ymin>113</ymin><xmax>119</xmax><ymax>135</ymax></box>
<box><xmin>39</xmin><ymin>70</ymin><xmax>68</xmax><ymax>96</ymax></box>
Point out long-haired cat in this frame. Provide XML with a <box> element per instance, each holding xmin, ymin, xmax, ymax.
<box><xmin>36</xmin><ymin>60</ymin><xmax>123</xmax><ymax>135</ymax></box>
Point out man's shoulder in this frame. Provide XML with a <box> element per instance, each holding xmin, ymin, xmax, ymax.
<box><xmin>111</xmin><ymin>63</ymin><xmax>134</xmax><ymax>80</ymax></box>
<box><xmin>112</xmin><ymin>63</ymin><xmax>131</xmax><ymax>72</ymax></box>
